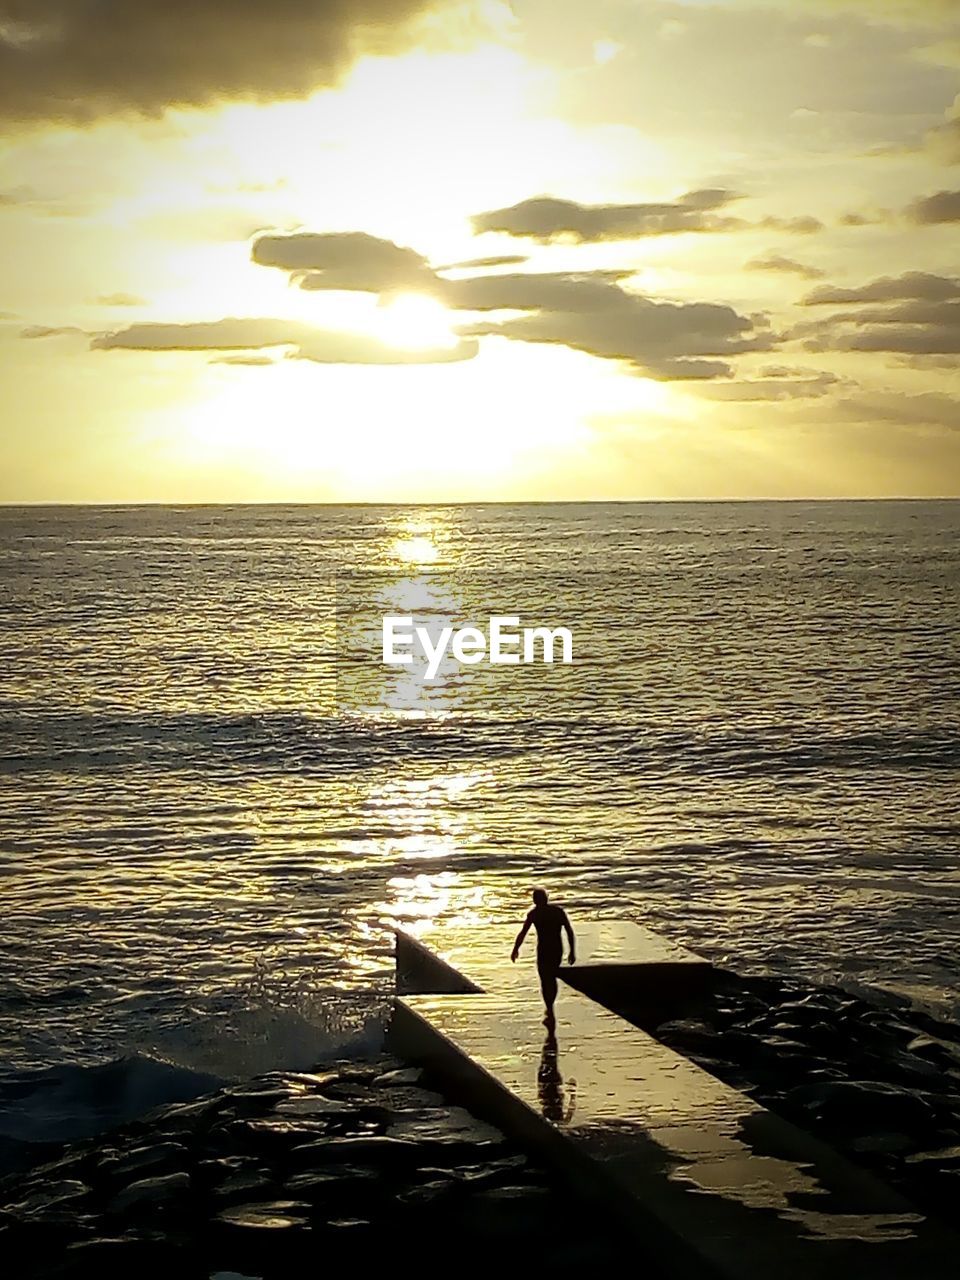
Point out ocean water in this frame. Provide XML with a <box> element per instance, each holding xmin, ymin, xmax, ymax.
<box><xmin>1</xmin><ymin>501</ymin><xmax>958</xmax><ymax>1138</ymax></box>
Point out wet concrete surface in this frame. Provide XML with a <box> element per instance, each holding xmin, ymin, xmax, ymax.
<box><xmin>392</xmin><ymin>922</ymin><xmax>960</xmax><ymax>1279</ymax></box>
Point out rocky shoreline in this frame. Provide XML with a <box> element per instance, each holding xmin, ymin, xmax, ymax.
<box><xmin>650</xmin><ymin>972</ymin><xmax>960</xmax><ymax>1219</ymax></box>
<box><xmin>4</xmin><ymin>972</ymin><xmax>960</xmax><ymax>1278</ymax></box>
<box><xmin>0</xmin><ymin>1056</ymin><xmax>635</xmax><ymax>1279</ymax></box>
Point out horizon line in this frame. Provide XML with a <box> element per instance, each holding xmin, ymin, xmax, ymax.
<box><xmin>1</xmin><ymin>496</ymin><xmax>958</xmax><ymax>509</ymax></box>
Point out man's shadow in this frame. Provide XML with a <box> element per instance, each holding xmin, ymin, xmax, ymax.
<box><xmin>537</xmin><ymin>1029</ymin><xmax>577</xmax><ymax>1125</ymax></box>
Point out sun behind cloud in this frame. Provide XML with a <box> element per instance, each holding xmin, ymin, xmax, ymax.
<box><xmin>2</xmin><ymin>0</ymin><xmax>960</xmax><ymax>500</ymax></box>
<box><xmin>376</xmin><ymin>293</ymin><xmax>461</xmax><ymax>351</ymax></box>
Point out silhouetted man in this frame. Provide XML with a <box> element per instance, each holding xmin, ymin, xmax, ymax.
<box><xmin>511</xmin><ymin>889</ymin><xmax>575</xmax><ymax>1027</ymax></box>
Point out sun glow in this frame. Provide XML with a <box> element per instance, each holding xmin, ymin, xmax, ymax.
<box><xmin>376</xmin><ymin>294</ymin><xmax>460</xmax><ymax>351</ymax></box>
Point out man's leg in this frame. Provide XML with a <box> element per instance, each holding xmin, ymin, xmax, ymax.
<box><xmin>539</xmin><ymin>964</ymin><xmax>559</xmax><ymax>1023</ymax></box>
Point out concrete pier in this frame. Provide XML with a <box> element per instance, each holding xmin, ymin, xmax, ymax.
<box><xmin>390</xmin><ymin>920</ymin><xmax>959</xmax><ymax>1280</ymax></box>
<box><xmin>397</xmin><ymin>917</ymin><xmax>714</xmax><ymax>1018</ymax></box>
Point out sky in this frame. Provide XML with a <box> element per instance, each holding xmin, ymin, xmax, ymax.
<box><xmin>2</xmin><ymin>0</ymin><xmax>960</xmax><ymax>501</ymax></box>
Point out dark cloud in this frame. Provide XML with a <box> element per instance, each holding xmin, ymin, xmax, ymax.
<box><xmin>821</xmin><ymin>301</ymin><xmax>960</xmax><ymax>327</ymax></box>
<box><xmin>20</xmin><ymin>323</ymin><xmax>83</xmax><ymax>338</ymax></box>
<box><xmin>0</xmin><ymin>1</ymin><xmax>439</xmax><ymax>124</ymax></box>
<box><xmin>244</xmin><ymin>225</ymin><xmax>775</xmax><ymax>378</ymax></box>
<box><xmin>801</xmin><ymin>272</ymin><xmax>960</xmax><ymax>304</ymax></box>
<box><xmin>95</xmin><ymin>292</ymin><xmax>146</xmax><ymax>307</ymax></box>
<box><xmin>691</xmin><ymin>366</ymin><xmax>842</xmax><ymax>400</ymax></box>
<box><xmin>470</xmin><ymin>191</ymin><xmax>746</xmax><ymax>243</ymax></box>
<box><xmin>292</xmin><ymin>332</ymin><xmax>477</xmax><ymax>365</ymax></box>
<box><xmin>767</xmin><ymin>1</ymin><xmax>960</xmax><ymax>26</ymax></box>
<box><xmin>891</xmin><ymin>353</ymin><xmax>960</xmax><ymax>370</ymax></box>
<box><xmin>802</xmin><ymin>315</ymin><xmax>960</xmax><ymax>355</ymax></box>
<box><xmin>464</xmin><ymin>293</ymin><xmax>774</xmax><ymax>380</ymax></box>
<box><xmin>873</xmin><ymin>92</ymin><xmax>960</xmax><ymax>167</ymax></box>
<box><xmin>441</xmin><ymin>270</ymin><xmax>634</xmax><ymax>312</ymax></box>
<box><xmin>759</xmin><ymin>216</ymin><xmax>823</xmax><ymax>234</ymax></box>
<box><xmin>922</xmin><ymin>93</ymin><xmax>960</xmax><ymax>165</ymax></box>
<box><xmin>824</xmin><ymin>328</ymin><xmax>960</xmax><ymax>353</ymax></box>
<box><xmin>830</xmin><ymin>390</ymin><xmax>960</xmax><ymax>429</ymax></box>
<box><xmin>252</xmin><ymin>235</ymin><xmax>633</xmax><ymax>311</ymax></box>
<box><xmin>434</xmin><ymin>254</ymin><xmax>530</xmax><ymax>272</ymax></box>
<box><xmin>252</xmin><ymin>231</ymin><xmax>437</xmax><ymax>294</ymax></box>
<box><xmin>926</xmin><ymin>120</ymin><xmax>960</xmax><ymax>165</ymax></box>
<box><xmin>210</xmin><ymin>354</ymin><xmax>278</xmax><ymax>366</ymax></box>
<box><xmin>824</xmin><ymin>300</ymin><xmax>960</xmax><ymax>330</ymax></box>
<box><xmin>0</xmin><ymin>186</ymin><xmax>33</xmax><ymax>206</ymax></box>
<box><xmin>747</xmin><ymin>254</ymin><xmax>825</xmax><ymax>279</ymax></box>
<box><xmin>91</xmin><ymin>318</ymin><xmax>309</xmax><ymax>351</ymax></box>
<box><xmin>470</xmin><ymin>193</ymin><xmax>822</xmax><ymax>243</ymax></box>
<box><xmin>0</xmin><ymin>184</ymin><xmax>80</xmax><ymax>216</ymax></box>
<box><xmin>906</xmin><ymin>189</ymin><xmax>960</xmax><ymax>224</ymax></box>
<box><xmin>787</xmin><ymin>271</ymin><xmax>960</xmax><ymax>354</ymax></box>
<box><xmin>87</xmin><ymin>318</ymin><xmax>478</xmax><ymax>364</ymax></box>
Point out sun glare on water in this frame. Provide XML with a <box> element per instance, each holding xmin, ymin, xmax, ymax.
<box><xmin>393</xmin><ymin>534</ymin><xmax>440</xmax><ymax>565</ymax></box>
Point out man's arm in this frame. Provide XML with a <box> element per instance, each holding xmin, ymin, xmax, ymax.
<box><xmin>511</xmin><ymin>912</ymin><xmax>533</xmax><ymax>962</ymax></box>
<box><xmin>562</xmin><ymin>911</ymin><xmax>575</xmax><ymax>965</ymax></box>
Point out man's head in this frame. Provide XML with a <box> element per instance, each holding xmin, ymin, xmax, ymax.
<box><xmin>532</xmin><ymin>888</ymin><xmax>548</xmax><ymax>907</ymax></box>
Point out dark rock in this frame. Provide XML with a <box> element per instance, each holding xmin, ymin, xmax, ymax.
<box><xmin>108</xmin><ymin>1171</ymin><xmax>191</xmax><ymax>1215</ymax></box>
<box><xmin>333</xmin><ymin>1064</ymin><xmax>382</xmax><ymax>1084</ymax></box>
<box><xmin>655</xmin><ymin>1019</ymin><xmax>718</xmax><ymax>1053</ymax></box>
<box><xmin>62</xmin><ymin>1236</ymin><xmax>164</xmax><ymax>1270</ymax></box>
<box><xmin>212</xmin><ymin>1170</ymin><xmax>276</xmax><ymax>1203</ymax></box>
<box><xmin>785</xmin><ymin>1081</ymin><xmax>935</xmax><ymax>1132</ymax></box>
<box><xmin>800</xmin><ymin>1020</ymin><xmax>851</xmax><ymax>1051</ymax></box>
<box><xmin>414</xmin><ymin>1157</ymin><xmax>525</xmax><ymax>1190</ymax></box>
<box><xmin>451</xmin><ymin>1184</ymin><xmax>554</xmax><ymax>1237</ymax></box>
<box><xmin>373</xmin><ymin>1067</ymin><xmax>423</xmax><ymax>1086</ymax></box>
<box><xmin>757</xmin><ymin>1036</ymin><xmax>810</xmax><ymax>1055</ymax></box>
<box><xmin>16</xmin><ymin>1151</ymin><xmax>90</xmax><ymax>1185</ymax></box>
<box><xmin>272</xmin><ymin>1071</ymin><xmax>339</xmax><ymax>1089</ymax></box>
<box><xmin>464</xmin><ymin>1154</ymin><xmax>527</xmax><ymax>1177</ymax></box>
<box><xmin>905</xmin><ymin>1143</ymin><xmax>960</xmax><ymax>1167</ymax></box>
<box><xmin>396</xmin><ymin>1178</ymin><xmax>456</xmax><ymax>1205</ymax></box>
<box><xmin>385</xmin><ymin>1106</ymin><xmax>505</xmax><ymax>1146</ymax></box>
<box><xmin>848</xmin><ymin>1133</ymin><xmax>914</xmax><ymax>1155</ymax></box>
<box><xmin>290</xmin><ymin>1134</ymin><xmax>422</xmax><ymax>1165</ymax></box>
<box><xmin>709</xmin><ymin>1029</ymin><xmax>768</xmax><ymax>1060</ymax></box>
<box><xmin>216</xmin><ymin>1199</ymin><xmax>311</xmax><ymax>1230</ymax></box>
<box><xmin>216</xmin><ymin>1118</ymin><xmax>329</xmax><ymax>1150</ymax></box>
<box><xmin>221</xmin><ymin>1086</ymin><xmax>294</xmax><ymax>1108</ymax></box>
<box><xmin>320</xmin><ymin>1082</ymin><xmax>378</xmax><ymax>1103</ymax></box>
<box><xmin>476</xmin><ymin>1184</ymin><xmax>552</xmax><ymax>1204</ymax></box>
<box><xmin>154</xmin><ymin>1094</ymin><xmax>224</xmax><ymax>1125</ymax></box>
<box><xmin>884</xmin><ymin>1051</ymin><xmax>944</xmax><ymax>1084</ymax></box>
<box><xmin>10</xmin><ymin>1180</ymin><xmax>91</xmax><ymax>1216</ymax></box>
<box><xmin>197</xmin><ymin>1155</ymin><xmax>259</xmax><ymax>1177</ymax></box>
<box><xmin>768</xmin><ymin>1021</ymin><xmax>806</xmax><ymax>1036</ymax></box>
<box><xmin>779</xmin><ymin>996</ymin><xmax>830</xmax><ymax>1015</ymax></box>
<box><xmin>907</xmin><ymin>1036</ymin><xmax>958</xmax><ymax>1066</ymax></box>
<box><xmin>374</xmin><ymin>1084</ymin><xmax>447</xmax><ymax>1108</ymax></box>
<box><xmin>283</xmin><ymin>1166</ymin><xmax>379</xmax><ymax>1197</ymax></box>
<box><xmin>98</xmin><ymin>1141</ymin><xmax>187</xmax><ymax>1182</ymax></box>
<box><xmin>272</xmin><ymin>1095</ymin><xmax>359</xmax><ymax>1118</ymax></box>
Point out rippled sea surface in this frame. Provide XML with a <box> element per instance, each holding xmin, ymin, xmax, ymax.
<box><xmin>1</xmin><ymin>502</ymin><xmax>958</xmax><ymax>1088</ymax></box>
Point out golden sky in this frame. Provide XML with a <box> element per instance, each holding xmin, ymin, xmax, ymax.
<box><xmin>2</xmin><ymin>0</ymin><xmax>959</xmax><ymax>501</ymax></box>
